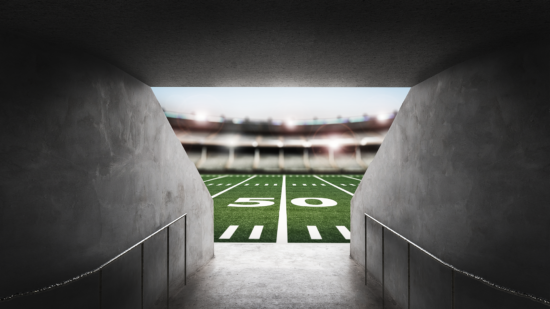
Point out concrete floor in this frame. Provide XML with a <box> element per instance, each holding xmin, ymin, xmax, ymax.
<box><xmin>170</xmin><ymin>243</ymin><xmax>399</xmax><ymax>309</ymax></box>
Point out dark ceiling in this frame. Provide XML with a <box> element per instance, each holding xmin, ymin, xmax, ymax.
<box><xmin>1</xmin><ymin>1</ymin><xmax>549</xmax><ymax>87</ymax></box>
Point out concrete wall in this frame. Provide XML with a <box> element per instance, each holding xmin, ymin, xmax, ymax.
<box><xmin>351</xmin><ymin>42</ymin><xmax>550</xmax><ymax>308</ymax></box>
<box><xmin>0</xmin><ymin>34</ymin><xmax>213</xmax><ymax>308</ymax></box>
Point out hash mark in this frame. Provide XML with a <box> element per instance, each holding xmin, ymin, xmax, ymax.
<box><xmin>220</xmin><ymin>225</ymin><xmax>239</xmax><ymax>239</ymax></box>
<box><xmin>336</xmin><ymin>226</ymin><xmax>351</xmax><ymax>240</ymax></box>
<box><xmin>307</xmin><ymin>226</ymin><xmax>322</xmax><ymax>240</ymax></box>
<box><xmin>249</xmin><ymin>226</ymin><xmax>264</xmax><ymax>239</ymax></box>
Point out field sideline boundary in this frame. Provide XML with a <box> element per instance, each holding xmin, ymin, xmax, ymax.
<box><xmin>341</xmin><ymin>175</ymin><xmax>361</xmax><ymax>181</ymax></box>
<box><xmin>203</xmin><ymin>175</ymin><xmax>228</xmax><ymax>182</ymax></box>
<box><xmin>313</xmin><ymin>175</ymin><xmax>354</xmax><ymax>196</ymax></box>
<box><xmin>212</xmin><ymin>175</ymin><xmax>257</xmax><ymax>198</ymax></box>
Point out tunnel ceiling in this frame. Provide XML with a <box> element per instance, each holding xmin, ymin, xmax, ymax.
<box><xmin>1</xmin><ymin>0</ymin><xmax>549</xmax><ymax>87</ymax></box>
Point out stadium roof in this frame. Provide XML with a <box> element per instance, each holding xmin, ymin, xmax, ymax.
<box><xmin>2</xmin><ymin>1</ymin><xmax>549</xmax><ymax>87</ymax></box>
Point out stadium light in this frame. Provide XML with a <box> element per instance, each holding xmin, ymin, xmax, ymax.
<box><xmin>376</xmin><ymin>113</ymin><xmax>393</xmax><ymax>121</ymax></box>
<box><xmin>252</xmin><ymin>141</ymin><xmax>258</xmax><ymax>147</ymax></box>
<box><xmin>329</xmin><ymin>140</ymin><xmax>340</xmax><ymax>149</ymax></box>
<box><xmin>303</xmin><ymin>141</ymin><xmax>311</xmax><ymax>148</ymax></box>
<box><xmin>195</xmin><ymin>112</ymin><xmax>207</xmax><ymax>122</ymax></box>
<box><xmin>277</xmin><ymin>141</ymin><xmax>284</xmax><ymax>148</ymax></box>
<box><xmin>285</xmin><ymin>119</ymin><xmax>295</xmax><ymax>128</ymax></box>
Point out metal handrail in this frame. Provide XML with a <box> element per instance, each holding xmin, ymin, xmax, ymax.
<box><xmin>364</xmin><ymin>213</ymin><xmax>550</xmax><ymax>308</ymax></box>
<box><xmin>1</xmin><ymin>213</ymin><xmax>187</xmax><ymax>307</ymax></box>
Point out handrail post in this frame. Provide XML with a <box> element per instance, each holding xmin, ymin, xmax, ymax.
<box><xmin>365</xmin><ymin>214</ymin><xmax>367</xmax><ymax>286</ymax></box>
<box><xmin>408</xmin><ymin>243</ymin><xmax>410</xmax><ymax>309</ymax></box>
<box><xmin>187</xmin><ymin>214</ymin><xmax>189</xmax><ymax>284</ymax></box>
<box><xmin>452</xmin><ymin>269</ymin><xmax>455</xmax><ymax>309</ymax></box>
<box><xmin>99</xmin><ymin>269</ymin><xmax>102</xmax><ymax>309</ymax></box>
<box><xmin>167</xmin><ymin>226</ymin><xmax>170</xmax><ymax>309</ymax></box>
<box><xmin>141</xmin><ymin>243</ymin><xmax>144</xmax><ymax>309</ymax></box>
<box><xmin>382</xmin><ymin>226</ymin><xmax>385</xmax><ymax>308</ymax></box>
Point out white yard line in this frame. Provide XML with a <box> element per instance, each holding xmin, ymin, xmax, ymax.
<box><xmin>249</xmin><ymin>226</ymin><xmax>264</xmax><ymax>239</ymax></box>
<box><xmin>336</xmin><ymin>226</ymin><xmax>351</xmax><ymax>240</ymax></box>
<box><xmin>313</xmin><ymin>175</ymin><xmax>354</xmax><ymax>196</ymax></box>
<box><xmin>307</xmin><ymin>226</ymin><xmax>322</xmax><ymax>240</ymax></box>
<box><xmin>203</xmin><ymin>175</ymin><xmax>228</xmax><ymax>182</ymax></box>
<box><xmin>212</xmin><ymin>175</ymin><xmax>257</xmax><ymax>198</ymax></box>
<box><xmin>276</xmin><ymin>175</ymin><xmax>288</xmax><ymax>243</ymax></box>
<box><xmin>341</xmin><ymin>175</ymin><xmax>361</xmax><ymax>181</ymax></box>
<box><xmin>219</xmin><ymin>225</ymin><xmax>239</xmax><ymax>239</ymax></box>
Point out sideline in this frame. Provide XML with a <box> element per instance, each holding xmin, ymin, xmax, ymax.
<box><xmin>203</xmin><ymin>175</ymin><xmax>228</xmax><ymax>182</ymax></box>
<box><xmin>341</xmin><ymin>175</ymin><xmax>361</xmax><ymax>181</ymax></box>
<box><xmin>313</xmin><ymin>175</ymin><xmax>354</xmax><ymax>196</ymax></box>
<box><xmin>212</xmin><ymin>175</ymin><xmax>257</xmax><ymax>198</ymax></box>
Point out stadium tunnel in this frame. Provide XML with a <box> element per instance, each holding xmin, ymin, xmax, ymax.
<box><xmin>1</xmin><ymin>1</ymin><xmax>550</xmax><ymax>308</ymax></box>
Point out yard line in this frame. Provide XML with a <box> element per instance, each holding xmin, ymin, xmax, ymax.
<box><xmin>249</xmin><ymin>226</ymin><xmax>264</xmax><ymax>239</ymax></box>
<box><xmin>336</xmin><ymin>226</ymin><xmax>351</xmax><ymax>240</ymax></box>
<box><xmin>220</xmin><ymin>225</ymin><xmax>239</xmax><ymax>239</ymax></box>
<box><xmin>307</xmin><ymin>226</ymin><xmax>322</xmax><ymax>240</ymax></box>
<box><xmin>342</xmin><ymin>175</ymin><xmax>361</xmax><ymax>181</ymax></box>
<box><xmin>212</xmin><ymin>175</ymin><xmax>257</xmax><ymax>198</ymax></box>
<box><xmin>276</xmin><ymin>175</ymin><xmax>287</xmax><ymax>243</ymax></box>
<box><xmin>203</xmin><ymin>175</ymin><xmax>229</xmax><ymax>182</ymax></box>
<box><xmin>313</xmin><ymin>175</ymin><xmax>354</xmax><ymax>196</ymax></box>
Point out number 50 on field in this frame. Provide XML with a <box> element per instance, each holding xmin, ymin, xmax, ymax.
<box><xmin>228</xmin><ymin>197</ymin><xmax>337</xmax><ymax>207</ymax></box>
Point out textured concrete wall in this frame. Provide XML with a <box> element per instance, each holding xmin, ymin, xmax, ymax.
<box><xmin>0</xmin><ymin>35</ymin><xmax>213</xmax><ymax>308</ymax></box>
<box><xmin>351</xmin><ymin>42</ymin><xmax>550</xmax><ymax>308</ymax></box>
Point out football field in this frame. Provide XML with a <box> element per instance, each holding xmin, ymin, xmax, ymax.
<box><xmin>201</xmin><ymin>174</ymin><xmax>364</xmax><ymax>243</ymax></box>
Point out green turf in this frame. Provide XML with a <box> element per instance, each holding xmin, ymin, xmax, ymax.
<box><xmin>210</xmin><ymin>175</ymin><xmax>282</xmax><ymax>242</ymax></box>
<box><xmin>286</xmin><ymin>175</ymin><xmax>357</xmax><ymax>243</ymax></box>
<box><xmin>201</xmin><ymin>174</ymin><xmax>363</xmax><ymax>243</ymax></box>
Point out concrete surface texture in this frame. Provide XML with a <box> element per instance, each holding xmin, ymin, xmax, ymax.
<box><xmin>0</xmin><ymin>34</ymin><xmax>213</xmax><ymax>308</ymax></box>
<box><xmin>171</xmin><ymin>243</ymin><xmax>399</xmax><ymax>309</ymax></box>
<box><xmin>1</xmin><ymin>1</ymin><xmax>550</xmax><ymax>87</ymax></box>
<box><xmin>350</xmin><ymin>41</ymin><xmax>550</xmax><ymax>308</ymax></box>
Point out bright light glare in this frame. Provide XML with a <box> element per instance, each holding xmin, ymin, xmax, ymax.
<box><xmin>303</xmin><ymin>141</ymin><xmax>312</xmax><ymax>148</ymax></box>
<box><xmin>195</xmin><ymin>112</ymin><xmax>207</xmax><ymax>122</ymax></box>
<box><xmin>252</xmin><ymin>141</ymin><xmax>258</xmax><ymax>147</ymax></box>
<box><xmin>277</xmin><ymin>141</ymin><xmax>284</xmax><ymax>148</ymax></box>
<box><xmin>285</xmin><ymin>119</ymin><xmax>295</xmax><ymax>127</ymax></box>
<box><xmin>329</xmin><ymin>141</ymin><xmax>340</xmax><ymax>149</ymax></box>
<box><xmin>376</xmin><ymin>113</ymin><xmax>393</xmax><ymax>121</ymax></box>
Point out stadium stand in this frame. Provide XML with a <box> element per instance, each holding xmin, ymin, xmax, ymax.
<box><xmin>229</xmin><ymin>148</ymin><xmax>255</xmax><ymax>172</ymax></box>
<box><xmin>199</xmin><ymin>147</ymin><xmax>229</xmax><ymax>171</ymax></box>
<box><xmin>168</xmin><ymin>112</ymin><xmax>392</xmax><ymax>174</ymax></box>
<box><xmin>283</xmin><ymin>149</ymin><xmax>308</xmax><ymax>172</ymax></box>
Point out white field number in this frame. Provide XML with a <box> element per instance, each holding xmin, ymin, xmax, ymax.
<box><xmin>229</xmin><ymin>198</ymin><xmax>275</xmax><ymax>207</ymax></box>
<box><xmin>290</xmin><ymin>198</ymin><xmax>337</xmax><ymax>207</ymax></box>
